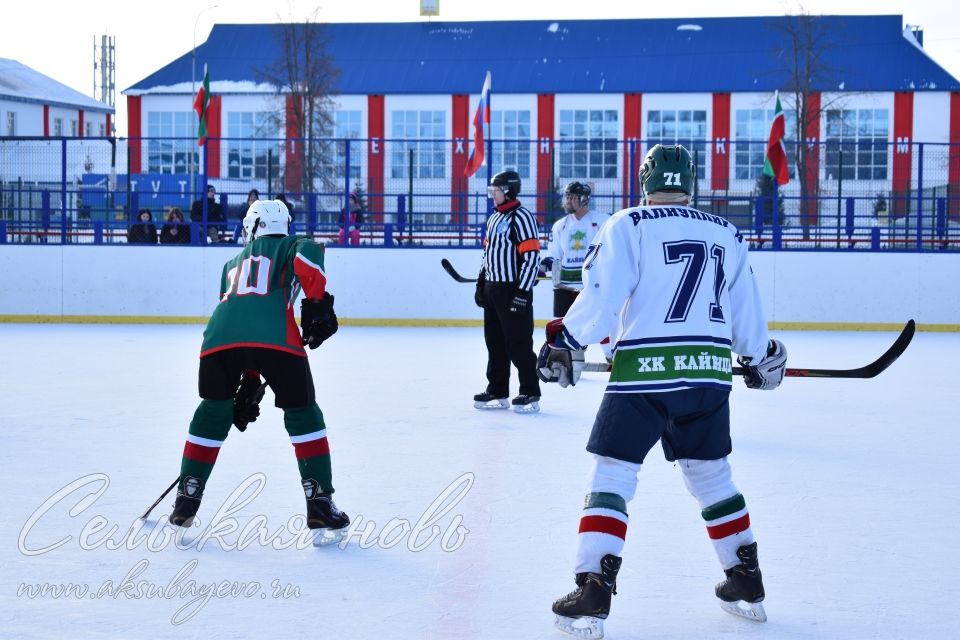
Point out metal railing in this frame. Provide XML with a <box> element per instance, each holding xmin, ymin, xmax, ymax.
<box><xmin>1</xmin><ymin>135</ymin><xmax>957</xmax><ymax>250</ymax></box>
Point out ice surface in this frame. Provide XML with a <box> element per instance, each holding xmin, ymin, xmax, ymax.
<box><xmin>1</xmin><ymin>324</ymin><xmax>957</xmax><ymax>639</ymax></box>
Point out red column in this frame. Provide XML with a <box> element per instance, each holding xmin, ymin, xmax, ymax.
<box><xmin>892</xmin><ymin>91</ymin><xmax>914</xmax><ymax>217</ymax></box>
<box><xmin>43</xmin><ymin>105</ymin><xmax>49</xmax><ymax>136</ymax></box>
<box><xmin>205</xmin><ymin>95</ymin><xmax>222</xmax><ymax>178</ymax></box>
<box><xmin>106</xmin><ymin>113</ymin><xmax>111</xmax><ymax>137</ymax></box>
<box><xmin>536</xmin><ymin>93</ymin><xmax>555</xmax><ymax>222</ymax></box>
<box><xmin>284</xmin><ymin>95</ymin><xmax>302</xmax><ymax>193</ymax></box>
<box><xmin>949</xmin><ymin>92</ymin><xmax>960</xmax><ymax>220</ymax></box>
<box><xmin>803</xmin><ymin>92</ymin><xmax>821</xmax><ymax>227</ymax></box>
<box><xmin>78</xmin><ymin>110</ymin><xmax>85</xmax><ymax>137</ymax></box>
<box><xmin>127</xmin><ymin>96</ymin><xmax>142</xmax><ymax>174</ymax></box>
<box><xmin>711</xmin><ymin>93</ymin><xmax>731</xmax><ymax>193</ymax></box>
<box><xmin>622</xmin><ymin>93</ymin><xmax>642</xmax><ymax>208</ymax></box>
<box><xmin>367</xmin><ymin>94</ymin><xmax>385</xmax><ymax>223</ymax></box>
<box><xmin>451</xmin><ymin>94</ymin><xmax>469</xmax><ymax>223</ymax></box>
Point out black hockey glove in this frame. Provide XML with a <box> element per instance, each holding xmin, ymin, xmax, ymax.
<box><xmin>508</xmin><ymin>289</ymin><xmax>531</xmax><ymax>314</ymax></box>
<box><xmin>737</xmin><ymin>339</ymin><xmax>788</xmax><ymax>390</ymax></box>
<box><xmin>301</xmin><ymin>292</ymin><xmax>338</xmax><ymax>349</ymax></box>
<box><xmin>474</xmin><ymin>271</ymin><xmax>486</xmax><ymax>308</ymax></box>
<box><xmin>536</xmin><ymin>319</ymin><xmax>585</xmax><ymax>387</ymax></box>
<box><xmin>233</xmin><ymin>370</ymin><xmax>266</xmax><ymax>432</ymax></box>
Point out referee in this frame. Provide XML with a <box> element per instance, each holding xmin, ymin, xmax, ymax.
<box><xmin>473</xmin><ymin>170</ymin><xmax>542</xmax><ymax>413</ymax></box>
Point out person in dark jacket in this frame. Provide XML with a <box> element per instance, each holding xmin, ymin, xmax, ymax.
<box><xmin>191</xmin><ymin>184</ymin><xmax>226</xmax><ymax>232</ymax></box>
<box><xmin>338</xmin><ymin>192</ymin><xmax>363</xmax><ymax>246</ymax></box>
<box><xmin>160</xmin><ymin>207</ymin><xmax>191</xmax><ymax>244</ymax></box>
<box><xmin>128</xmin><ymin>208</ymin><xmax>159</xmax><ymax>244</ymax></box>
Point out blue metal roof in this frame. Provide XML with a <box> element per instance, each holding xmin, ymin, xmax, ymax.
<box><xmin>126</xmin><ymin>15</ymin><xmax>960</xmax><ymax>95</ymax></box>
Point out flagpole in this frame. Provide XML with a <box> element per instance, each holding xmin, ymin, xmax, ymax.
<box><xmin>191</xmin><ymin>4</ymin><xmax>218</xmax><ymax>199</ymax></box>
<box><xmin>485</xmin><ymin>73</ymin><xmax>493</xmax><ymax>212</ymax></box>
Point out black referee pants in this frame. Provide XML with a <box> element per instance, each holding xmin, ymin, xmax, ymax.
<box><xmin>481</xmin><ymin>282</ymin><xmax>541</xmax><ymax>398</ymax></box>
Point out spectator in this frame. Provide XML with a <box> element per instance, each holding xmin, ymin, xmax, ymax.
<box><xmin>275</xmin><ymin>193</ymin><xmax>295</xmax><ymax>220</ymax></box>
<box><xmin>160</xmin><ymin>207</ymin><xmax>191</xmax><ymax>244</ymax></box>
<box><xmin>338</xmin><ymin>192</ymin><xmax>363</xmax><ymax>246</ymax></box>
<box><xmin>234</xmin><ymin>189</ymin><xmax>261</xmax><ymax>242</ymax></box>
<box><xmin>128</xmin><ymin>208</ymin><xmax>158</xmax><ymax>244</ymax></box>
<box><xmin>191</xmin><ymin>184</ymin><xmax>226</xmax><ymax>232</ymax></box>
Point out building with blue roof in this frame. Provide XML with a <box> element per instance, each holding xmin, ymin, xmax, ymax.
<box><xmin>123</xmin><ymin>15</ymin><xmax>960</xmax><ymax>225</ymax></box>
<box><xmin>1</xmin><ymin>58</ymin><xmax>114</xmax><ymax>138</ymax></box>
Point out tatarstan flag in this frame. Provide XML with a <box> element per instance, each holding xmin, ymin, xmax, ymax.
<box><xmin>763</xmin><ymin>91</ymin><xmax>789</xmax><ymax>185</ymax></box>
<box><xmin>194</xmin><ymin>64</ymin><xmax>210</xmax><ymax>146</ymax></box>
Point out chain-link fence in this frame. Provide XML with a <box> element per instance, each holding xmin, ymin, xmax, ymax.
<box><xmin>1</xmin><ymin>136</ymin><xmax>957</xmax><ymax>250</ymax></box>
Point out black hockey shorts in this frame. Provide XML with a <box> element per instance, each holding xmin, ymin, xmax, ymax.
<box><xmin>586</xmin><ymin>389</ymin><xmax>732</xmax><ymax>464</ymax></box>
<box><xmin>198</xmin><ymin>347</ymin><xmax>316</xmax><ymax>408</ymax></box>
<box><xmin>553</xmin><ymin>287</ymin><xmax>580</xmax><ymax>317</ymax></box>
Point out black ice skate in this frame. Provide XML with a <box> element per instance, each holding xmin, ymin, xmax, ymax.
<box><xmin>473</xmin><ymin>391</ymin><xmax>509</xmax><ymax>410</ymax></box>
<box><xmin>511</xmin><ymin>394</ymin><xmax>540</xmax><ymax>414</ymax></box>
<box><xmin>552</xmin><ymin>554</ymin><xmax>621</xmax><ymax>639</ymax></box>
<box><xmin>169</xmin><ymin>476</ymin><xmax>204</xmax><ymax>527</ymax></box>
<box><xmin>715</xmin><ymin>541</ymin><xmax>767</xmax><ymax>622</ymax></box>
<box><xmin>303</xmin><ymin>479</ymin><xmax>350</xmax><ymax>547</ymax></box>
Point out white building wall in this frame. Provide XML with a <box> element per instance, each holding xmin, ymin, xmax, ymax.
<box><xmin>0</xmin><ymin>99</ymin><xmax>43</xmax><ymax>136</ymax></box>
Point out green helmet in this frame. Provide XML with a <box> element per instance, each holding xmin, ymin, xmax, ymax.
<box><xmin>638</xmin><ymin>144</ymin><xmax>696</xmax><ymax>197</ymax></box>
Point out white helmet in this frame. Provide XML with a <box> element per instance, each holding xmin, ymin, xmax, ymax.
<box><xmin>242</xmin><ymin>199</ymin><xmax>291</xmax><ymax>244</ymax></box>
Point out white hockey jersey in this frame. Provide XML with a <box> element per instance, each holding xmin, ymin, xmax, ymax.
<box><xmin>561</xmin><ymin>204</ymin><xmax>771</xmax><ymax>393</ymax></box>
<box><xmin>546</xmin><ymin>210</ymin><xmax>611</xmax><ymax>289</ymax></box>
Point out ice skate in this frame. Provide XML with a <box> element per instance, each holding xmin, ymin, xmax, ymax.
<box><xmin>716</xmin><ymin>541</ymin><xmax>767</xmax><ymax>622</ymax></box>
<box><xmin>473</xmin><ymin>391</ymin><xmax>509</xmax><ymax>410</ymax></box>
<box><xmin>169</xmin><ymin>476</ymin><xmax>204</xmax><ymax>527</ymax></box>
<box><xmin>552</xmin><ymin>554</ymin><xmax>621</xmax><ymax>638</ymax></box>
<box><xmin>511</xmin><ymin>394</ymin><xmax>540</xmax><ymax>414</ymax></box>
<box><xmin>304</xmin><ymin>479</ymin><xmax>350</xmax><ymax>547</ymax></box>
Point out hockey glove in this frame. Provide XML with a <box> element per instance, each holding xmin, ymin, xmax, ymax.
<box><xmin>737</xmin><ymin>339</ymin><xmax>788</xmax><ymax>390</ymax></box>
<box><xmin>538</xmin><ymin>257</ymin><xmax>554</xmax><ymax>279</ymax></box>
<box><xmin>474</xmin><ymin>271</ymin><xmax>486</xmax><ymax>308</ymax></box>
<box><xmin>536</xmin><ymin>341</ymin><xmax>585</xmax><ymax>387</ymax></box>
<box><xmin>233</xmin><ymin>370</ymin><xmax>266</xmax><ymax>432</ymax></box>
<box><xmin>301</xmin><ymin>292</ymin><xmax>338</xmax><ymax>349</ymax></box>
<box><xmin>508</xmin><ymin>289</ymin><xmax>531</xmax><ymax>314</ymax></box>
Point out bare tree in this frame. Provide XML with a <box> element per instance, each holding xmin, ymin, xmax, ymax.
<box><xmin>256</xmin><ymin>8</ymin><xmax>340</xmax><ymax>196</ymax></box>
<box><xmin>770</xmin><ymin>9</ymin><xmax>850</xmax><ymax>239</ymax></box>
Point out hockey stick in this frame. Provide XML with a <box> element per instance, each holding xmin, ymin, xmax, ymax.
<box><xmin>732</xmin><ymin>319</ymin><xmax>915</xmax><ymax>379</ymax></box>
<box><xmin>140</xmin><ymin>476</ymin><xmax>179</xmax><ymax>520</ymax></box>
<box><xmin>441</xmin><ymin>258</ymin><xmax>575</xmax><ymax>290</ymax></box>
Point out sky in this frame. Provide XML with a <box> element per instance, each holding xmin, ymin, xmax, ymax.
<box><xmin>4</xmin><ymin>0</ymin><xmax>960</xmax><ymax>134</ymax></box>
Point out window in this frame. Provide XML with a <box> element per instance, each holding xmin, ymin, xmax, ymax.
<box><xmin>734</xmin><ymin>109</ymin><xmax>797</xmax><ymax>180</ymax></box>
<box><xmin>71</xmin><ymin>120</ymin><xmax>78</xmax><ymax>137</ymax></box>
<box><xmin>558</xmin><ymin>109</ymin><xmax>618</xmax><ymax>180</ymax></box>
<box><xmin>226</xmin><ymin>112</ymin><xmax>280</xmax><ymax>180</ymax></box>
<box><xmin>390</xmin><ymin>110</ymin><xmax>445</xmax><ymax>179</ymax></box>
<box><xmin>491</xmin><ymin>110</ymin><xmax>532</xmax><ymax>178</ymax></box>
<box><xmin>99</xmin><ymin>123</ymin><xmax>106</xmax><ymax>136</ymax></box>
<box><xmin>53</xmin><ymin>118</ymin><xmax>63</xmax><ymax>136</ymax></box>
<box><xmin>146</xmin><ymin>111</ymin><xmax>197</xmax><ymax>174</ymax></box>
<box><xmin>85</xmin><ymin>122</ymin><xmax>92</xmax><ymax>137</ymax></box>
<box><xmin>320</xmin><ymin>110</ymin><xmax>362</xmax><ymax>180</ymax></box>
<box><xmin>825</xmin><ymin>109</ymin><xmax>889</xmax><ymax>180</ymax></box>
<box><xmin>5</xmin><ymin>112</ymin><xmax>15</xmax><ymax>136</ymax></box>
<box><xmin>646</xmin><ymin>110</ymin><xmax>707</xmax><ymax>178</ymax></box>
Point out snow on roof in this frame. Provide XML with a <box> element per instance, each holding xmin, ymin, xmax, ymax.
<box><xmin>0</xmin><ymin>58</ymin><xmax>113</xmax><ymax>112</ymax></box>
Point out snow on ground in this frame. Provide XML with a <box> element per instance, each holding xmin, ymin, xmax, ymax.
<box><xmin>1</xmin><ymin>324</ymin><xmax>957</xmax><ymax>639</ymax></box>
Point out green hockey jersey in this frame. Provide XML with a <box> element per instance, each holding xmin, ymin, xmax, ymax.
<box><xmin>200</xmin><ymin>235</ymin><xmax>328</xmax><ymax>357</ymax></box>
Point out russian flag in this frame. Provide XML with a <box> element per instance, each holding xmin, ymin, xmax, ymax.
<box><xmin>464</xmin><ymin>71</ymin><xmax>491</xmax><ymax>178</ymax></box>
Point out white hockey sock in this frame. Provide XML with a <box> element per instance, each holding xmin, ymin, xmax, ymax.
<box><xmin>680</xmin><ymin>458</ymin><xmax>754</xmax><ymax>569</ymax></box>
<box><xmin>574</xmin><ymin>455</ymin><xmax>640</xmax><ymax>574</ymax></box>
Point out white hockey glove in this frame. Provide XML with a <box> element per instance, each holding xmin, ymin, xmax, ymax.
<box><xmin>536</xmin><ymin>342</ymin><xmax>585</xmax><ymax>388</ymax></box>
<box><xmin>737</xmin><ymin>339</ymin><xmax>787</xmax><ymax>390</ymax></box>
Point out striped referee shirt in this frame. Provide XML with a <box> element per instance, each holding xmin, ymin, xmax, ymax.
<box><xmin>480</xmin><ymin>200</ymin><xmax>541</xmax><ymax>291</ymax></box>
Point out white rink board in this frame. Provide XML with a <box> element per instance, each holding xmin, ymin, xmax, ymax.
<box><xmin>0</xmin><ymin>245</ymin><xmax>958</xmax><ymax>326</ymax></box>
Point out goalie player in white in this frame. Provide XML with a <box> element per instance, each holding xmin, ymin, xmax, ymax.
<box><xmin>539</xmin><ymin>144</ymin><xmax>787</xmax><ymax>638</ymax></box>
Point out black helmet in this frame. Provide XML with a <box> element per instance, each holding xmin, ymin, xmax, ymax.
<box><xmin>490</xmin><ymin>170</ymin><xmax>522</xmax><ymax>200</ymax></box>
<box><xmin>563</xmin><ymin>181</ymin><xmax>592</xmax><ymax>207</ymax></box>
<box><xmin>638</xmin><ymin>144</ymin><xmax>696</xmax><ymax>196</ymax></box>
